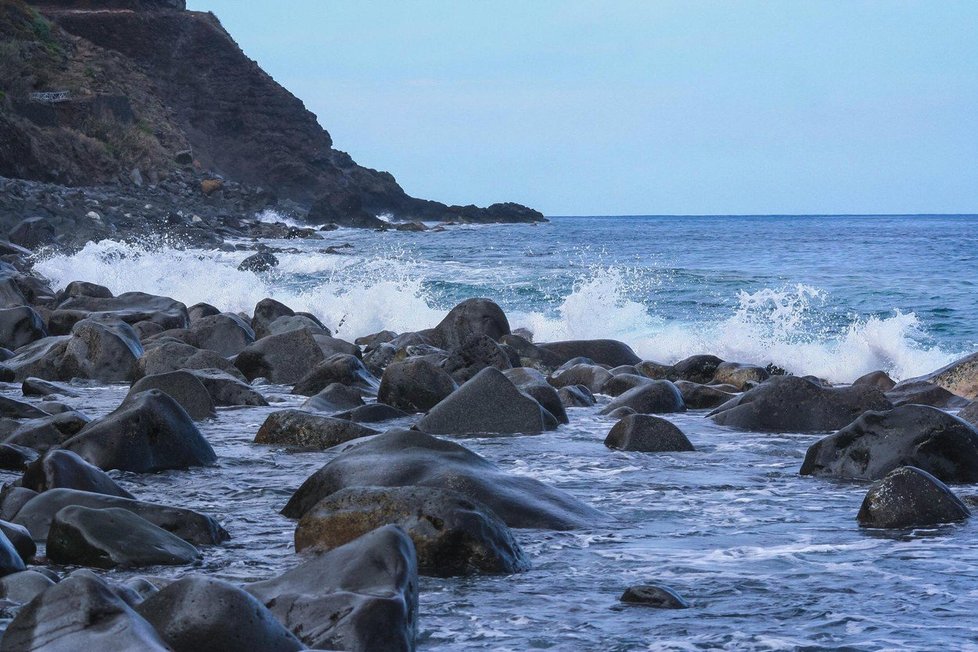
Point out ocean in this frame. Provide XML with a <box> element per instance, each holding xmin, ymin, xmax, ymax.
<box><xmin>24</xmin><ymin>214</ymin><xmax>978</xmax><ymax>650</ymax></box>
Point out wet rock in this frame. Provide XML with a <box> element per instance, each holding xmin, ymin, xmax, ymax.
<box><xmin>136</xmin><ymin>575</ymin><xmax>304</xmax><ymax>652</ymax></box>
<box><xmin>0</xmin><ymin>395</ymin><xmax>48</xmax><ymax>419</ymax></box>
<box><xmin>59</xmin><ymin>281</ymin><xmax>113</xmax><ymax>301</ymax></box>
<box><xmin>307</xmin><ymin>190</ymin><xmax>388</xmax><ymax>229</ymax></box>
<box><xmin>0</xmin><ymin>443</ymin><xmax>39</xmax><ymax>470</ymax></box>
<box><xmin>917</xmin><ymin>352</ymin><xmax>978</xmax><ymax>400</ymax></box>
<box><xmin>333</xmin><ymin>403</ymin><xmax>410</xmax><ymax>423</ymax></box>
<box><xmin>3</xmin><ymin>411</ymin><xmax>91</xmax><ymax>452</ymax></box>
<box><xmin>710</xmin><ymin>376</ymin><xmax>892</xmax><ymax>433</ymax></box>
<box><xmin>0</xmin><ymin>487</ymin><xmax>38</xmax><ymax>522</ymax></box>
<box><xmin>251</xmin><ymin>297</ymin><xmax>295</xmax><ymax>339</ymax></box>
<box><xmin>0</xmin><ymin>528</ymin><xmax>26</xmax><ymax>576</ymax></box>
<box><xmin>620</xmin><ymin>584</ymin><xmax>690</xmax><ymax>609</ymax></box>
<box><xmin>13</xmin><ymin>488</ymin><xmax>228</xmax><ymax>544</ymax></box>
<box><xmin>0</xmin><ymin>570</ymin><xmax>54</xmax><ymax>604</ymax></box>
<box><xmin>0</xmin><ymin>521</ymin><xmax>35</xmax><ymax>565</ymax></box>
<box><xmin>599</xmin><ymin>380</ymin><xmax>686</xmax><ymax>415</ymax></box>
<box><xmin>378</xmin><ymin>358</ymin><xmax>458</xmax><ymax>413</ymax></box>
<box><xmin>1</xmin><ymin>574</ymin><xmax>170</xmax><ymax>651</ymax></box>
<box><xmin>23</xmin><ymin>449</ymin><xmax>134</xmax><ymax>499</ymax></box>
<box><xmin>51</xmin><ymin>291</ymin><xmax>189</xmax><ymax>333</ymax></box>
<box><xmin>549</xmin><ymin>363</ymin><xmax>614</xmax><ymax>394</ymax></box>
<box><xmin>443</xmin><ymin>334</ymin><xmax>514</xmax><ymax>383</ymax></box>
<box><xmin>128</xmin><ymin>370</ymin><xmax>217</xmax><ymax>421</ymax></box>
<box><xmin>22</xmin><ymin>377</ymin><xmax>78</xmax><ymax>398</ymax></box>
<box><xmin>187</xmin><ymin>302</ymin><xmax>222</xmax><ymax>322</ymax></box>
<box><xmin>600</xmin><ymin>373</ymin><xmax>654</xmax><ymax>397</ymax></box>
<box><xmin>711</xmin><ymin>361</ymin><xmax>770</xmax><ymax>390</ymax></box>
<box><xmin>62</xmin><ymin>315</ymin><xmax>145</xmax><ymax>382</ymax></box>
<box><xmin>266</xmin><ymin>314</ymin><xmax>330</xmax><ymax>337</ymax></box>
<box><xmin>47</xmin><ymin>505</ymin><xmax>201</xmax><ymax>568</ymax></box>
<box><xmin>139</xmin><ymin>340</ymin><xmax>246</xmax><ymax>379</ymax></box>
<box><xmin>667</xmin><ymin>354</ymin><xmax>725</xmax><ymax>384</ymax></box>
<box><xmin>498</xmin><ymin>333</ymin><xmax>564</xmax><ymax>371</ymax></box>
<box><xmin>63</xmin><ymin>390</ymin><xmax>217</xmax><ymax>473</ymax></box>
<box><xmin>247</xmin><ymin>525</ymin><xmax>418</xmax><ymax>651</ymax></box>
<box><xmin>0</xmin><ymin>305</ymin><xmax>46</xmax><ymax>349</ymax></box>
<box><xmin>416</xmin><ymin>367</ymin><xmax>552</xmax><ymax>436</ymax></box>
<box><xmin>255</xmin><ymin>410</ymin><xmax>378</xmax><ymax>449</ymax></box>
<box><xmin>674</xmin><ymin>380</ymin><xmax>736</xmax><ymax>409</ymax></box>
<box><xmin>605</xmin><ymin>415</ymin><xmax>695</xmax><ymax>452</ymax></box>
<box><xmin>885</xmin><ymin>380</ymin><xmax>969</xmax><ymax>408</ymax></box>
<box><xmin>427</xmin><ymin>298</ymin><xmax>511</xmax><ymax>350</ymax></box>
<box><xmin>292</xmin><ymin>353</ymin><xmax>379</xmax><ymax>396</ymax></box>
<box><xmin>238</xmin><ymin>251</ymin><xmax>280</xmax><ymax>272</ymax></box>
<box><xmin>296</xmin><ymin>486</ymin><xmax>529</xmax><ymax>577</ymax></box>
<box><xmin>857</xmin><ymin>466</ymin><xmax>970</xmax><ymax>529</ymax></box>
<box><xmin>8</xmin><ymin>217</ymin><xmax>56</xmax><ymax>250</ymax></box>
<box><xmin>187</xmin><ymin>367</ymin><xmax>268</xmax><ymax>406</ymax></box>
<box><xmin>960</xmin><ymin>401</ymin><xmax>978</xmax><ymax>427</ymax></box>
<box><xmin>853</xmin><ymin>369</ymin><xmax>897</xmax><ymax>391</ymax></box>
<box><xmin>536</xmin><ymin>339</ymin><xmax>640</xmax><ymax>368</ymax></box>
<box><xmin>190</xmin><ymin>313</ymin><xmax>256</xmax><ymax>356</ymax></box>
<box><xmin>234</xmin><ymin>328</ymin><xmax>326</xmax><ymax>383</ymax></box>
<box><xmin>283</xmin><ymin>428</ymin><xmax>604</xmax><ymax>529</ymax></box>
<box><xmin>3</xmin><ymin>336</ymin><xmax>70</xmax><ymax>381</ymax></box>
<box><xmin>558</xmin><ymin>384</ymin><xmax>596</xmax><ymax>407</ymax></box>
<box><xmin>301</xmin><ymin>383</ymin><xmax>365</xmax><ymax>412</ymax></box>
<box><xmin>504</xmin><ymin>367</ymin><xmax>568</xmax><ymax>424</ymax></box>
<box><xmin>800</xmin><ymin>404</ymin><xmax>978</xmax><ymax>482</ymax></box>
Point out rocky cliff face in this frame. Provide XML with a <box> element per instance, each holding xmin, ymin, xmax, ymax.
<box><xmin>0</xmin><ymin>0</ymin><xmax>544</xmax><ymax>224</ymax></box>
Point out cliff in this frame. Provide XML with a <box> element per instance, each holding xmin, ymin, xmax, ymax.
<box><xmin>0</xmin><ymin>0</ymin><xmax>544</xmax><ymax>224</ymax></box>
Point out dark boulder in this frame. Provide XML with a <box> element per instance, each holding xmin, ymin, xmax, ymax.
<box><xmin>8</xmin><ymin>217</ymin><xmax>56</xmax><ymax>250</ymax></box>
<box><xmin>536</xmin><ymin>339</ymin><xmax>640</xmax><ymax>368</ymax></box>
<box><xmin>247</xmin><ymin>525</ymin><xmax>418</xmax><ymax>651</ymax></box>
<box><xmin>0</xmin><ymin>443</ymin><xmax>39</xmax><ymax>470</ymax></box>
<box><xmin>22</xmin><ymin>377</ymin><xmax>78</xmax><ymax>398</ymax></box>
<box><xmin>296</xmin><ymin>486</ymin><xmax>528</xmax><ymax>577</ymax></box>
<box><xmin>558</xmin><ymin>384</ymin><xmax>596</xmax><ymax>407</ymax></box>
<box><xmin>378</xmin><ymin>357</ymin><xmax>457</xmax><ymax>413</ymax></box>
<box><xmin>710</xmin><ymin>376</ymin><xmax>892</xmax><ymax>433</ymax></box>
<box><xmin>668</xmin><ymin>354</ymin><xmax>725</xmax><ymax>384</ymax></box>
<box><xmin>2</xmin><ymin>336</ymin><xmax>70</xmax><ymax>381</ymax></box>
<box><xmin>960</xmin><ymin>401</ymin><xmax>978</xmax><ymax>427</ymax></box>
<box><xmin>266</xmin><ymin>314</ymin><xmax>330</xmax><ymax>337</ymax></box>
<box><xmin>51</xmin><ymin>291</ymin><xmax>189</xmax><ymax>333</ymax></box>
<box><xmin>504</xmin><ymin>367</ymin><xmax>568</xmax><ymax>425</ymax></box>
<box><xmin>620</xmin><ymin>584</ymin><xmax>690</xmax><ymax>609</ymax></box>
<box><xmin>13</xmin><ymin>488</ymin><xmax>228</xmax><ymax>544</ymax></box>
<box><xmin>187</xmin><ymin>302</ymin><xmax>222</xmax><ymax>322</ymax></box>
<box><xmin>22</xmin><ymin>449</ymin><xmax>134</xmax><ymax>498</ymax></box>
<box><xmin>63</xmin><ymin>390</ymin><xmax>217</xmax><ymax>473</ymax></box>
<box><xmin>711</xmin><ymin>361</ymin><xmax>769</xmax><ymax>390</ymax></box>
<box><xmin>853</xmin><ymin>370</ymin><xmax>897</xmax><ymax>391</ymax></box>
<box><xmin>0</xmin><ymin>570</ymin><xmax>54</xmax><ymax>605</ymax></box>
<box><xmin>0</xmin><ymin>395</ymin><xmax>48</xmax><ymax>419</ymax></box>
<box><xmin>0</xmin><ymin>487</ymin><xmax>38</xmax><ymax>522</ymax></box>
<box><xmin>0</xmin><ymin>520</ymin><xmax>36</xmax><ymax>565</ymax></box>
<box><xmin>255</xmin><ymin>410</ymin><xmax>378</xmax><ymax>449</ymax></box>
<box><xmin>238</xmin><ymin>251</ymin><xmax>280</xmax><ymax>272</ymax></box>
<box><xmin>292</xmin><ymin>353</ymin><xmax>379</xmax><ymax>396</ymax></box>
<box><xmin>0</xmin><ymin>305</ymin><xmax>46</xmax><ymax>350</ymax></box>
<box><xmin>549</xmin><ymin>363</ymin><xmax>614</xmax><ymax>394</ymax></box>
<box><xmin>3</xmin><ymin>411</ymin><xmax>91</xmax><ymax>453</ymax></box>
<box><xmin>0</xmin><ymin>574</ymin><xmax>170</xmax><ymax>651</ymax></box>
<box><xmin>674</xmin><ymin>380</ymin><xmax>735</xmax><ymax>409</ymax></box>
<box><xmin>857</xmin><ymin>466</ymin><xmax>970</xmax><ymax>529</ymax></box>
<box><xmin>307</xmin><ymin>190</ymin><xmax>387</xmax><ymax>229</ymax></box>
<box><xmin>188</xmin><ymin>368</ymin><xmax>268</xmax><ymax>406</ymax></box>
<box><xmin>234</xmin><ymin>328</ymin><xmax>325</xmax><ymax>383</ymax></box>
<box><xmin>599</xmin><ymin>381</ymin><xmax>686</xmax><ymax>415</ymax></box>
<box><xmin>600</xmin><ymin>373</ymin><xmax>654</xmax><ymax>397</ymax></box>
<box><xmin>137</xmin><ymin>575</ymin><xmax>304</xmax><ymax>652</ymax></box>
<box><xmin>139</xmin><ymin>340</ymin><xmax>245</xmax><ymax>379</ymax></box>
<box><xmin>282</xmin><ymin>428</ymin><xmax>604</xmax><ymax>529</ymax></box>
<box><xmin>47</xmin><ymin>505</ymin><xmax>201</xmax><ymax>568</ymax></box>
<box><xmin>0</xmin><ymin>529</ymin><xmax>26</xmax><ymax>577</ymax></box>
<box><xmin>885</xmin><ymin>380</ymin><xmax>969</xmax><ymax>408</ymax></box>
<box><xmin>333</xmin><ymin>403</ymin><xmax>411</xmax><ymax>423</ymax></box>
<box><xmin>59</xmin><ymin>281</ymin><xmax>113</xmax><ymax>301</ymax></box>
<box><xmin>60</xmin><ymin>316</ymin><xmax>144</xmax><ymax>382</ymax></box>
<box><xmin>416</xmin><ymin>367</ymin><xmax>552</xmax><ymax>436</ymax></box>
<box><xmin>127</xmin><ymin>370</ymin><xmax>217</xmax><ymax>420</ymax></box>
<box><xmin>443</xmin><ymin>333</ymin><xmax>514</xmax><ymax>383</ymax></box>
<box><xmin>428</xmin><ymin>298</ymin><xmax>510</xmax><ymax>350</ymax></box>
<box><xmin>498</xmin><ymin>333</ymin><xmax>564</xmax><ymax>371</ymax></box>
<box><xmin>251</xmin><ymin>297</ymin><xmax>295</xmax><ymax>339</ymax></box>
<box><xmin>301</xmin><ymin>383</ymin><xmax>365</xmax><ymax>412</ymax></box>
<box><xmin>190</xmin><ymin>313</ymin><xmax>256</xmax><ymax>356</ymax></box>
<box><xmin>605</xmin><ymin>414</ymin><xmax>695</xmax><ymax>452</ymax></box>
<box><xmin>800</xmin><ymin>404</ymin><xmax>978</xmax><ymax>482</ymax></box>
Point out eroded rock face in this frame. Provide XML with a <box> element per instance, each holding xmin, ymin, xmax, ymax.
<box><xmin>604</xmin><ymin>414</ymin><xmax>695</xmax><ymax>452</ymax></box>
<box><xmin>282</xmin><ymin>429</ymin><xmax>604</xmax><ymax>530</ymax></box>
<box><xmin>1</xmin><ymin>574</ymin><xmax>171</xmax><ymax>651</ymax></box>
<box><xmin>63</xmin><ymin>390</ymin><xmax>216</xmax><ymax>473</ymax></box>
<box><xmin>378</xmin><ymin>358</ymin><xmax>457</xmax><ymax>413</ymax></box>
<box><xmin>295</xmin><ymin>486</ymin><xmax>529</xmax><ymax>577</ymax></box>
<box><xmin>800</xmin><ymin>404</ymin><xmax>978</xmax><ymax>482</ymax></box>
<box><xmin>710</xmin><ymin>376</ymin><xmax>892</xmax><ymax>433</ymax></box>
<box><xmin>857</xmin><ymin>466</ymin><xmax>970</xmax><ymax>529</ymax></box>
<box><xmin>136</xmin><ymin>576</ymin><xmax>304</xmax><ymax>652</ymax></box>
<box><xmin>247</xmin><ymin>525</ymin><xmax>419</xmax><ymax>652</ymax></box>
<box><xmin>254</xmin><ymin>410</ymin><xmax>378</xmax><ymax>449</ymax></box>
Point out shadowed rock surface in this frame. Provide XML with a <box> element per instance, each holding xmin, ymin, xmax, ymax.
<box><xmin>857</xmin><ymin>466</ymin><xmax>970</xmax><ymax>529</ymax></box>
<box><xmin>604</xmin><ymin>414</ymin><xmax>695</xmax><ymax>452</ymax></box>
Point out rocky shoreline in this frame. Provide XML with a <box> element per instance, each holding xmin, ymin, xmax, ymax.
<box><xmin>0</xmin><ymin>232</ymin><xmax>974</xmax><ymax>649</ymax></box>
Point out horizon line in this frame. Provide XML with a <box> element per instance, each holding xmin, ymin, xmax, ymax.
<box><xmin>545</xmin><ymin>212</ymin><xmax>978</xmax><ymax>219</ymax></box>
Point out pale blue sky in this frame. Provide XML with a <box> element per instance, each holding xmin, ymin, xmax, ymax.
<box><xmin>187</xmin><ymin>1</ymin><xmax>978</xmax><ymax>215</ymax></box>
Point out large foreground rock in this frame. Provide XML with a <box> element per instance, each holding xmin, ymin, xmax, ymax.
<box><xmin>1</xmin><ymin>574</ymin><xmax>170</xmax><ymax>651</ymax></box>
<box><xmin>599</xmin><ymin>380</ymin><xmax>686</xmax><ymax>415</ymax></box>
<box><xmin>61</xmin><ymin>316</ymin><xmax>144</xmax><ymax>382</ymax></box>
<box><xmin>800</xmin><ymin>404</ymin><xmax>978</xmax><ymax>482</ymax></box>
<box><xmin>63</xmin><ymin>390</ymin><xmax>216</xmax><ymax>473</ymax></box>
<box><xmin>137</xmin><ymin>576</ymin><xmax>304</xmax><ymax>652</ymax></box>
<box><xmin>857</xmin><ymin>466</ymin><xmax>970</xmax><ymax>529</ymax></box>
<box><xmin>295</xmin><ymin>486</ymin><xmax>528</xmax><ymax>577</ymax></box>
<box><xmin>127</xmin><ymin>370</ymin><xmax>217</xmax><ymax>420</ymax></box>
<box><xmin>415</xmin><ymin>367</ymin><xmax>552</xmax><ymax>435</ymax></box>
<box><xmin>282</xmin><ymin>429</ymin><xmax>604</xmax><ymax>529</ymax></box>
<box><xmin>378</xmin><ymin>358</ymin><xmax>457</xmax><ymax>413</ymax></box>
<box><xmin>255</xmin><ymin>410</ymin><xmax>378</xmax><ymax>449</ymax></box>
<box><xmin>247</xmin><ymin>525</ymin><xmax>418</xmax><ymax>652</ymax></box>
<box><xmin>710</xmin><ymin>376</ymin><xmax>892</xmax><ymax>432</ymax></box>
<box><xmin>605</xmin><ymin>415</ymin><xmax>695</xmax><ymax>452</ymax></box>
<box><xmin>916</xmin><ymin>351</ymin><xmax>978</xmax><ymax>400</ymax></box>
<box><xmin>47</xmin><ymin>505</ymin><xmax>201</xmax><ymax>568</ymax></box>
<box><xmin>13</xmin><ymin>488</ymin><xmax>228</xmax><ymax>544</ymax></box>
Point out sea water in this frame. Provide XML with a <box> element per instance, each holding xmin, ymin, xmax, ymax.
<box><xmin>17</xmin><ymin>214</ymin><xmax>978</xmax><ymax>650</ymax></box>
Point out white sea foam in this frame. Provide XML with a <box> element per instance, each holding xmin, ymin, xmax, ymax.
<box><xmin>253</xmin><ymin>209</ymin><xmax>307</xmax><ymax>229</ymax></box>
<box><xmin>33</xmin><ymin>241</ymin><xmax>960</xmax><ymax>382</ymax></box>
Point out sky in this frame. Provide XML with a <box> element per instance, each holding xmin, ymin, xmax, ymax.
<box><xmin>186</xmin><ymin>1</ymin><xmax>978</xmax><ymax>216</ymax></box>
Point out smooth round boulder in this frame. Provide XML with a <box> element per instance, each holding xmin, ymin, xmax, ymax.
<box><xmin>139</xmin><ymin>340</ymin><xmax>245</xmax><ymax>380</ymax></box>
<box><xmin>22</xmin><ymin>377</ymin><xmax>78</xmax><ymax>398</ymax></box>
<box><xmin>0</xmin><ymin>529</ymin><xmax>26</xmax><ymax>577</ymax></box>
<box><xmin>295</xmin><ymin>486</ymin><xmax>529</xmax><ymax>577</ymax></box>
<box><xmin>52</xmin><ymin>291</ymin><xmax>189</xmax><ymax>333</ymax></box>
<box><xmin>333</xmin><ymin>403</ymin><xmax>410</xmax><ymax>423</ymax></box>
<box><xmin>127</xmin><ymin>370</ymin><xmax>217</xmax><ymax>420</ymax></box>
<box><xmin>503</xmin><ymin>367</ymin><xmax>568</xmax><ymax>424</ymax></box>
<box><xmin>536</xmin><ymin>339</ymin><xmax>640</xmax><ymax>368</ymax></box>
<box><xmin>885</xmin><ymin>380</ymin><xmax>969</xmax><ymax>408</ymax></box>
<box><xmin>255</xmin><ymin>410</ymin><xmax>378</xmax><ymax>449</ymax></box>
<box><xmin>136</xmin><ymin>575</ymin><xmax>303</xmax><ymax>652</ymax></box>
<box><xmin>234</xmin><ymin>328</ymin><xmax>326</xmax><ymax>383</ymax></box>
<box><xmin>711</xmin><ymin>361</ymin><xmax>769</xmax><ymax>390</ymax></box>
<box><xmin>0</xmin><ymin>443</ymin><xmax>38</xmax><ymax>470</ymax></box>
<box><xmin>857</xmin><ymin>466</ymin><xmax>970</xmax><ymax>529</ymax></box>
<box><xmin>22</xmin><ymin>449</ymin><xmax>135</xmax><ymax>498</ymax></box>
<box><xmin>62</xmin><ymin>390</ymin><xmax>217</xmax><ymax>473</ymax></box>
<box><xmin>668</xmin><ymin>354</ymin><xmax>724</xmax><ymax>384</ymax></box>
<box><xmin>853</xmin><ymin>369</ymin><xmax>897</xmax><ymax>391</ymax></box>
<box><xmin>443</xmin><ymin>333</ymin><xmax>514</xmax><ymax>383</ymax></box>
<box><xmin>238</xmin><ymin>251</ymin><xmax>280</xmax><ymax>273</ymax></box>
<box><xmin>558</xmin><ymin>384</ymin><xmax>596</xmax><ymax>407</ymax></box>
<box><xmin>599</xmin><ymin>373</ymin><xmax>653</xmax><ymax>397</ymax></box>
<box><xmin>0</xmin><ymin>305</ymin><xmax>46</xmax><ymax>350</ymax></box>
<box><xmin>0</xmin><ymin>394</ymin><xmax>48</xmax><ymax>419</ymax></box>
<box><xmin>710</xmin><ymin>376</ymin><xmax>892</xmax><ymax>432</ymax></box>
<box><xmin>549</xmin><ymin>363</ymin><xmax>613</xmax><ymax>394</ymax></box>
<box><xmin>190</xmin><ymin>313</ymin><xmax>256</xmax><ymax>357</ymax></box>
<box><xmin>0</xmin><ymin>570</ymin><xmax>55</xmax><ymax>605</ymax></box>
<box><xmin>187</xmin><ymin>302</ymin><xmax>222</xmax><ymax>323</ymax></box>
<box><xmin>187</xmin><ymin>368</ymin><xmax>268</xmax><ymax>406</ymax></box>
<box><xmin>301</xmin><ymin>383</ymin><xmax>365</xmax><ymax>412</ymax></box>
<box><xmin>429</xmin><ymin>297</ymin><xmax>511</xmax><ymax>350</ymax></box>
<box><xmin>604</xmin><ymin>415</ymin><xmax>695</xmax><ymax>452</ymax></box>
<box><xmin>378</xmin><ymin>357</ymin><xmax>457</xmax><ymax>413</ymax></box>
<box><xmin>620</xmin><ymin>584</ymin><xmax>690</xmax><ymax>609</ymax></box>
<box><xmin>674</xmin><ymin>380</ymin><xmax>735</xmax><ymax>409</ymax></box>
<box><xmin>282</xmin><ymin>428</ymin><xmax>605</xmax><ymax>530</ymax></box>
<box><xmin>800</xmin><ymin>404</ymin><xmax>978</xmax><ymax>482</ymax></box>
<box><xmin>251</xmin><ymin>297</ymin><xmax>295</xmax><ymax>339</ymax></box>
<box><xmin>47</xmin><ymin>505</ymin><xmax>201</xmax><ymax>568</ymax></box>
<box><xmin>599</xmin><ymin>380</ymin><xmax>686</xmax><ymax>415</ymax></box>
<box><xmin>292</xmin><ymin>353</ymin><xmax>379</xmax><ymax>396</ymax></box>
<box><xmin>0</xmin><ymin>520</ymin><xmax>36</xmax><ymax>564</ymax></box>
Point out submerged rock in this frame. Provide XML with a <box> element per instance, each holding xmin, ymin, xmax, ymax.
<box><xmin>857</xmin><ymin>466</ymin><xmax>970</xmax><ymax>529</ymax></box>
<box><xmin>604</xmin><ymin>414</ymin><xmax>695</xmax><ymax>452</ymax></box>
<box><xmin>282</xmin><ymin>428</ymin><xmax>604</xmax><ymax>529</ymax></box>
<box><xmin>620</xmin><ymin>584</ymin><xmax>690</xmax><ymax>609</ymax></box>
<box><xmin>295</xmin><ymin>486</ymin><xmax>529</xmax><ymax>576</ymax></box>
<box><xmin>800</xmin><ymin>404</ymin><xmax>978</xmax><ymax>482</ymax></box>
